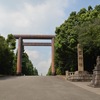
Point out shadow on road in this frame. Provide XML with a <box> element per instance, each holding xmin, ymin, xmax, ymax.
<box><xmin>0</xmin><ymin>76</ymin><xmax>18</xmax><ymax>80</ymax></box>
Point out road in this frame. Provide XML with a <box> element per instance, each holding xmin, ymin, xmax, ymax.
<box><xmin>0</xmin><ymin>76</ymin><xmax>100</xmax><ymax>100</ymax></box>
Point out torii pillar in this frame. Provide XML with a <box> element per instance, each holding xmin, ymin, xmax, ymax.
<box><xmin>16</xmin><ymin>37</ymin><xmax>22</xmax><ymax>75</ymax></box>
<box><xmin>51</xmin><ymin>37</ymin><xmax>55</xmax><ymax>75</ymax></box>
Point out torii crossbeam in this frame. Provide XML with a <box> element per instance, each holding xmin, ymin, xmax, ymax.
<box><xmin>23</xmin><ymin>42</ymin><xmax>51</xmax><ymax>46</ymax></box>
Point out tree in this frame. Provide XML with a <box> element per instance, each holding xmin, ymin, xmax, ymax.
<box><xmin>0</xmin><ymin>34</ymin><xmax>16</xmax><ymax>75</ymax></box>
<box><xmin>78</xmin><ymin>8</ymin><xmax>87</xmax><ymax>15</ymax></box>
<box><xmin>48</xmin><ymin>5</ymin><xmax>100</xmax><ymax>75</ymax></box>
<box><xmin>54</xmin><ymin>9</ymin><xmax>78</xmax><ymax>75</ymax></box>
<box><xmin>56</xmin><ymin>67</ymin><xmax>62</xmax><ymax>75</ymax></box>
<box><xmin>88</xmin><ymin>6</ymin><xmax>93</xmax><ymax>11</ymax></box>
<box><xmin>6</xmin><ymin>34</ymin><xmax>16</xmax><ymax>50</ymax></box>
<box><xmin>47</xmin><ymin>66</ymin><xmax>52</xmax><ymax>75</ymax></box>
<box><xmin>33</xmin><ymin>67</ymin><xmax>38</xmax><ymax>76</ymax></box>
<box><xmin>95</xmin><ymin>5</ymin><xmax>100</xmax><ymax>11</ymax></box>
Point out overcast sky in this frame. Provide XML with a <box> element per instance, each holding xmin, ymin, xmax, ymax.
<box><xmin>0</xmin><ymin>0</ymin><xmax>100</xmax><ymax>75</ymax></box>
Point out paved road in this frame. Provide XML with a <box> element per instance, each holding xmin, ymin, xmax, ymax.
<box><xmin>0</xmin><ymin>76</ymin><xmax>100</xmax><ymax>100</ymax></box>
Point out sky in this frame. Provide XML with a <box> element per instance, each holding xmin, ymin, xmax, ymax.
<box><xmin>0</xmin><ymin>0</ymin><xmax>100</xmax><ymax>75</ymax></box>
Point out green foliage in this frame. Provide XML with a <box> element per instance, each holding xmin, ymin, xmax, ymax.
<box><xmin>78</xmin><ymin>8</ymin><xmax>87</xmax><ymax>15</ymax></box>
<box><xmin>76</xmin><ymin>18</ymin><xmax>100</xmax><ymax>48</ymax></box>
<box><xmin>88</xmin><ymin>6</ymin><xmax>93</xmax><ymax>11</ymax></box>
<box><xmin>21</xmin><ymin>47</ymin><xmax>38</xmax><ymax>75</ymax></box>
<box><xmin>56</xmin><ymin>67</ymin><xmax>62</xmax><ymax>75</ymax></box>
<box><xmin>47</xmin><ymin>66</ymin><xmax>52</xmax><ymax>75</ymax></box>
<box><xmin>33</xmin><ymin>67</ymin><xmax>38</xmax><ymax>75</ymax></box>
<box><xmin>0</xmin><ymin>34</ymin><xmax>16</xmax><ymax>75</ymax></box>
<box><xmin>52</xmin><ymin>5</ymin><xmax>100</xmax><ymax>75</ymax></box>
<box><xmin>95</xmin><ymin>5</ymin><xmax>100</xmax><ymax>11</ymax></box>
<box><xmin>6</xmin><ymin>34</ymin><xmax>16</xmax><ymax>50</ymax></box>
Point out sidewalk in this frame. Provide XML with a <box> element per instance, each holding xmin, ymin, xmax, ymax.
<box><xmin>57</xmin><ymin>75</ymin><xmax>100</xmax><ymax>95</ymax></box>
<box><xmin>67</xmin><ymin>80</ymin><xmax>100</xmax><ymax>95</ymax></box>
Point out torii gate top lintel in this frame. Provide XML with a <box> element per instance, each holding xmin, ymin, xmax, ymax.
<box><xmin>14</xmin><ymin>35</ymin><xmax>55</xmax><ymax>39</ymax></box>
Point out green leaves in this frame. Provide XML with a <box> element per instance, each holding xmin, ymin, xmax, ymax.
<box><xmin>88</xmin><ymin>6</ymin><xmax>93</xmax><ymax>11</ymax></box>
<box><xmin>53</xmin><ymin>5</ymin><xmax>100</xmax><ymax>75</ymax></box>
<box><xmin>6</xmin><ymin>34</ymin><xmax>16</xmax><ymax>50</ymax></box>
<box><xmin>78</xmin><ymin>8</ymin><xmax>87</xmax><ymax>15</ymax></box>
<box><xmin>0</xmin><ymin>35</ymin><xmax>16</xmax><ymax>75</ymax></box>
<box><xmin>95</xmin><ymin>5</ymin><xmax>100</xmax><ymax>11</ymax></box>
<box><xmin>78</xmin><ymin>18</ymin><xmax>100</xmax><ymax>48</ymax></box>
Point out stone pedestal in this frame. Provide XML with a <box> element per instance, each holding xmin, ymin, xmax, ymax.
<box><xmin>90</xmin><ymin>56</ymin><xmax>100</xmax><ymax>87</ymax></box>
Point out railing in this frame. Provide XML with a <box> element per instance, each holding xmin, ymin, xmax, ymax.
<box><xmin>66</xmin><ymin>71</ymin><xmax>93</xmax><ymax>81</ymax></box>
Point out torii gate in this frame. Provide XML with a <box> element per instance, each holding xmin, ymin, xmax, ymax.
<box><xmin>14</xmin><ymin>35</ymin><xmax>55</xmax><ymax>75</ymax></box>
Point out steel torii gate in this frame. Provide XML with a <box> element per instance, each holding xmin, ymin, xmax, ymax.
<box><xmin>14</xmin><ymin>35</ymin><xmax>55</xmax><ymax>75</ymax></box>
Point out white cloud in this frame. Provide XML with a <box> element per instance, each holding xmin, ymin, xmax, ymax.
<box><xmin>0</xmin><ymin>0</ymin><xmax>71</xmax><ymax>36</ymax></box>
<box><xmin>25</xmin><ymin>49</ymin><xmax>40</xmax><ymax>60</ymax></box>
<box><xmin>11</xmin><ymin>12</ymin><xmax>30</xmax><ymax>28</ymax></box>
<box><xmin>36</xmin><ymin>58</ymin><xmax>51</xmax><ymax>76</ymax></box>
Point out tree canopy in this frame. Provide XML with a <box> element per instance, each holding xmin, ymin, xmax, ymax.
<box><xmin>0</xmin><ymin>34</ymin><xmax>16</xmax><ymax>75</ymax></box>
<box><xmin>47</xmin><ymin>5</ymin><xmax>100</xmax><ymax>75</ymax></box>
